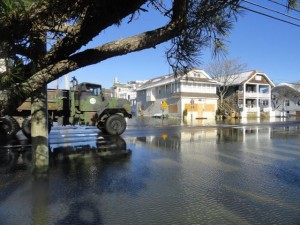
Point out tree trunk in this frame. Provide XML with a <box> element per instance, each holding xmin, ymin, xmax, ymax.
<box><xmin>31</xmin><ymin>86</ymin><xmax>49</xmax><ymax>174</ymax></box>
<box><xmin>220</xmin><ymin>94</ymin><xmax>224</xmax><ymax>111</ymax></box>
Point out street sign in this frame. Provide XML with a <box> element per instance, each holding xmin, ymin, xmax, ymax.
<box><xmin>161</xmin><ymin>101</ymin><xmax>168</xmax><ymax>109</ymax></box>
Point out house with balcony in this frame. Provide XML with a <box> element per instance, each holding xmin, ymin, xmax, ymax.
<box><xmin>271</xmin><ymin>83</ymin><xmax>300</xmax><ymax>117</ymax></box>
<box><xmin>136</xmin><ymin>68</ymin><xmax>219</xmax><ymax>120</ymax></box>
<box><xmin>221</xmin><ymin>70</ymin><xmax>275</xmax><ymax>118</ymax></box>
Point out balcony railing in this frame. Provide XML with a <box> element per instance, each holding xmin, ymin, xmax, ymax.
<box><xmin>244</xmin><ymin>107</ymin><xmax>259</xmax><ymax>113</ymax></box>
<box><xmin>237</xmin><ymin>91</ymin><xmax>270</xmax><ymax>99</ymax></box>
<box><xmin>242</xmin><ymin>106</ymin><xmax>271</xmax><ymax>113</ymax></box>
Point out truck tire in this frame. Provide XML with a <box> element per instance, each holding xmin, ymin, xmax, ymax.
<box><xmin>0</xmin><ymin>115</ymin><xmax>20</xmax><ymax>136</ymax></box>
<box><xmin>22</xmin><ymin>117</ymin><xmax>31</xmax><ymax>138</ymax></box>
<box><xmin>97</xmin><ymin>120</ymin><xmax>107</xmax><ymax>134</ymax></box>
<box><xmin>104</xmin><ymin>114</ymin><xmax>126</xmax><ymax>135</ymax></box>
<box><xmin>22</xmin><ymin>116</ymin><xmax>53</xmax><ymax>139</ymax></box>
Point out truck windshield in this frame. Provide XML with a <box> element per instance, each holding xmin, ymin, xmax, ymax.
<box><xmin>92</xmin><ymin>87</ymin><xmax>101</xmax><ymax>96</ymax></box>
<box><xmin>80</xmin><ymin>83</ymin><xmax>102</xmax><ymax>96</ymax></box>
<box><xmin>86</xmin><ymin>86</ymin><xmax>101</xmax><ymax>96</ymax></box>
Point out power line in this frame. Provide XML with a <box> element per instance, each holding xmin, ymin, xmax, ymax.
<box><xmin>239</xmin><ymin>5</ymin><xmax>300</xmax><ymax>27</ymax></box>
<box><xmin>268</xmin><ymin>0</ymin><xmax>300</xmax><ymax>13</ymax></box>
<box><xmin>239</xmin><ymin>0</ymin><xmax>300</xmax><ymax>27</ymax></box>
<box><xmin>242</xmin><ymin>0</ymin><xmax>300</xmax><ymax>21</ymax></box>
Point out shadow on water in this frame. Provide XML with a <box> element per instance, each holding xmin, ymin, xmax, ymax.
<box><xmin>0</xmin><ymin>133</ymin><xmax>132</xmax><ymax>171</ymax></box>
<box><xmin>0</xmin><ymin>133</ymin><xmax>136</xmax><ymax>225</ymax></box>
<box><xmin>50</xmin><ymin>134</ymin><xmax>131</xmax><ymax>163</ymax></box>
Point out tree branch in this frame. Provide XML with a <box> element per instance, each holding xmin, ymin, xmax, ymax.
<box><xmin>44</xmin><ymin>0</ymin><xmax>148</xmax><ymax>64</ymax></box>
<box><xmin>17</xmin><ymin>13</ymin><xmax>187</xmax><ymax>100</ymax></box>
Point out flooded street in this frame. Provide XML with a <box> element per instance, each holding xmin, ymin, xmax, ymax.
<box><xmin>0</xmin><ymin>118</ymin><xmax>300</xmax><ymax>225</ymax></box>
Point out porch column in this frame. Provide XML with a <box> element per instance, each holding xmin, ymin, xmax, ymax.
<box><xmin>256</xmin><ymin>84</ymin><xmax>260</xmax><ymax>117</ymax></box>
<box><xmin>243</xmin><ymin>83</ymin><xmax>246</xmax><ymax>113</ymax></box>
<box><xmin>268</xmin><ymin>84</ymin><xmax>273</xmax><ymax>115</ymax></box>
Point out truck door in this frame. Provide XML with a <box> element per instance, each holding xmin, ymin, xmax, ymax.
<box><xmin>78</xmin><ymin>84</ymin><xmax>102</xmax><ymax>112</ymax></box>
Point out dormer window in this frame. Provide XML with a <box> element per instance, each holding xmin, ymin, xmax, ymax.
<box><xmin>193</xmin><ymin>72</ymin><xmax>200</xmax><ymax>77</ymax></box>
<box><xmin>255</xmin><ymin>75</ymin><xmax>262</xmax><ymax>81</ymax></box>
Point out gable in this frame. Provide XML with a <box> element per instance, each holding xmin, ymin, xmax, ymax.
<box><xmin>248</xmin><ymin>74</ymin><xmax>270</xmax><ymax>84</ymax></box>
<box><xmin>137</xmin><ymin>68</ymin><xmax>216</xmax><ymax>91</ymax></box>
<box><xmin>225</xmin><ymin>70</ymin><xmax>275</xmax><ymax>87</ymax></box>
<box><xmin>186</xmin><ymin>69</ymin><xmax>212</xmax><ymax>79</ymax></box>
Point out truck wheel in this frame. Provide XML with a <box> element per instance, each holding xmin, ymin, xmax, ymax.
<box><xmin>104</xmin><ymin>114</ymin><xmax>126</xmax><ymax>135</ymax></box>
<box><xmin>97</xmin><ymin>121</ymin><xmax>107</xmax><ymax>134</ymax></box>
<box><xmin>22</xmin><ymin>117</ymin><xmax>31</xmax><ymax>138</ymax></box>
<box><xmin>0</xmin><ymin>115</ymin><xmax>20</xmax><ymax>136</ymax></box>
<box><xmin>22</xmin><ymin>116</ymin><xmax>53</xmax><ymax>139</ymax></box>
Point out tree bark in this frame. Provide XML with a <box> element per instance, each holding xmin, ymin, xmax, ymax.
<box><xmin>31</xmin><ymin>86</ymin><xmax>49</xmax><ymax>174</ymax></box>
<box><xmin>30</xmin><ymin>31</ymin><xmax>49</xmax><ymax>174</ymax></box>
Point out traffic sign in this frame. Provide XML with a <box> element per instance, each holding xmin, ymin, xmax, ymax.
<box><xmin>161</xmin><ymin>101</ymin><xmax>168</xmax><ymax>109</ymax></box>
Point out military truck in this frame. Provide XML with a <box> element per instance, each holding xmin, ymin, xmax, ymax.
<box><xmin>0</xmin><ymin>77</ymin><xmax>132</xmax><ymax>138</ymax></box>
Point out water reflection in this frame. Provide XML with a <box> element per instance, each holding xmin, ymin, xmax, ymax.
<box><xmin>0</xmin><ymin>134</ymin><xmax>131</xmax><ymax>173</ymax></box>
<box><xmin>132</xmin><ymin>126</ymin><xmax>300</xmax><ymax>225</ymax></box>
<box><xmin>51</xmin><ymin>135</ymin><xmax>131</xmax><ymax>162</ymax></box>
<box><xmin>0</xmin><ymin>125</ymin><xmax>300</xmax><ymax>225</ymax></box>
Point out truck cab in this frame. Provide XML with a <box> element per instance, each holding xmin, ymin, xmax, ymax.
<box><xmin>70</xmin><ymin>78</ymin><xmax>132</xmax><ymax>135</ymax></box>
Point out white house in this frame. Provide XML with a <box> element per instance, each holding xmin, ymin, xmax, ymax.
<box><xmin>221</xmin><ymin>70</ymin><xmax>276</xmax><ymax>118</ymax></box>
<box><xmin>272</xmin><ymin>83</ymin><xmax>300</xmax><ymax>117</ymax></box>
<box><xmin>113</xmin><ymin>77</ymin><xmax>147</xmax><ymax>115</ymax></box>
<box><xmin>136</xmin><ymin>68</ymin><xmax>219</xmax><ymax>119</ymax></box>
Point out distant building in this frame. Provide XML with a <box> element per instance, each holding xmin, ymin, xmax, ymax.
<box><xmin>220</xmin><ymin>70</ymin><xmax>275</xmax><ymax>118</ymax></box>
<box><xmin>113</xmin><ymin>77</ymin><xmax>147</xmax><ymax>115</ymax></box>
<box><xmin>136</xmin><ymin>68</ymin><xmax>219</xmax><ymax>119</ymax></box>
<box><xmin>102</xmin><ymin>88</ymin><xmax>113</xmax><ymax>98</ymax></box>
<box><xmin>271</xmin><ymin>83</ymin><xmax>300</xmax><ymax>117</ymax></box>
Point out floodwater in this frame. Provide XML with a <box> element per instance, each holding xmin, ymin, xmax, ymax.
<box><xmin>0</xmin><ymin>121</ymin><xmax>300</xmax><ymax>225</ymax></box>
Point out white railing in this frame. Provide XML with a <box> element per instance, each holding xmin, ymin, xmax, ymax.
<box><xmin>262</xmin><ymin>107</ymin><xmax>272</xmax><ymax>112</ymax></box>
<box><xmin>244</xmin><ymin>107</ymin><xmax>259</xmax><ymax>113</ymax></box>
<box><xmin>242</xmin><ymin>107</ymin><xmax>273</xmax><ymax>113</ymax></box>
<box><xmin>244</xmin><ymin>92</ymin><xmax>270</xmax><ymax>98</ymax></box>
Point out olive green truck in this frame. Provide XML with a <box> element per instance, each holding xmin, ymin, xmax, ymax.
<box><xmin>0</xmin><ymin>77</ymin><xmax>132</xmax><ymax>138</ymax></box>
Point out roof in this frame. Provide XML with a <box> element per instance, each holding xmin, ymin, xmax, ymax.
<box><xmin>276</xmin><ymin>83</ymin><xmax>300</xmax><ymax>91</ymax></box>
<box><xmin>137</xmin><ymin>68</ymin><xmax>218</xmax><ymax>91</ymax></box>
<box><xmin>219</xmin><ymin>70</ymin><xmax>275</xmax><ymax>87</ymax></box>
<box><xmin>79</xmin><ymin>82</ymin><xmax>102</xmax><ymax>88</ymax></box>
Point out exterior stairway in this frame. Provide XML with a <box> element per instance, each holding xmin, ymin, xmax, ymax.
<box><xmin>222</xmin><ymin>100</ymin><xmax>239</xmax><ymax>118</ymax></box>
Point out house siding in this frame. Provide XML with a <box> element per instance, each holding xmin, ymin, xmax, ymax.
<box><xmin>136</xmin><ymin>69</ymin><xmax>219</xmax><ymax>119</ymax></box>
<box><xmin>271</xmin><ymin>84</ymin><xmax>300</xmax><ymax>117</ymax></box>
<box><xmin>223</xmin><ymin>71</ymin><xmax>275</xmax><ymax>118</ymax></box>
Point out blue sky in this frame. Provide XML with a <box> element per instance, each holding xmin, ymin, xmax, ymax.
<box><xmin>52</xmin><ymin>1</ymin><xmax>300</xmax><ymax>89</ymax></box>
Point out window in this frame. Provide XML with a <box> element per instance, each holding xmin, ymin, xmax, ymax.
<box><xmin>259</xmin><ymin>100</ymin><xmax>268</xmax><ymax>106</ymax></box>
<box><xmin>285</xmin><ymin>100</ymin><xmax>290</xmax><ymax>106</ymax></box>
<box><xmin>255</xmin><ymin>75</ymin><xmax>262</xmax><ymax>80</ymax></box>
<box><xmin>238</xmin><ymin>99</ymin><xmax>243</xmax><ymax>108</ymax></box>
<box><xmin>146</xmin><ymin>89</ymin><xmax>151</xmax><ymax>96</ymax></box>
<box><xmin>271</xmin><ymin>94</ymin><xmax>276</xmax><ymax>100</ymax></box>
<box><xmin>193</xmin><ymin>72</ymin><xmax>200</xmax><ymax>77</ymax></box>
<box><xmin>259</xmin><ymin>86</ymin><xmax>269</xmax><ymax>93</ymax></box>
<box><xmin>166</xmin><ymin>84</ymin><xmax>171</xmax><ymax>93</ymax></box>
